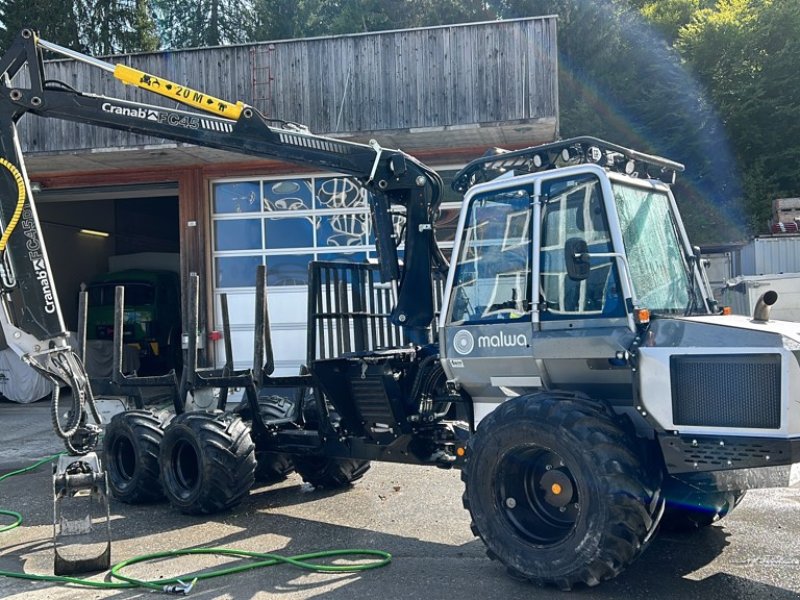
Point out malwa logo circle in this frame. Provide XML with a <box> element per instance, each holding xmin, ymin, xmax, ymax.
<box><xmin>453</xmin><ymin>330</ymin><xmax>475</xmax><ymax>355</ymax></box>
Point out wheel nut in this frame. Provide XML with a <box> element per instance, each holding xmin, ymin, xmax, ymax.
<box><xmin>505</xmin><ymin>497</ymin><xmax>517</xmax><ymax>509</ymax></box>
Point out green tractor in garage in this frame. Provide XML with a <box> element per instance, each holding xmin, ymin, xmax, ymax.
<box><xmin>1</xmin><ymin>30</ymin><xmax>799</xmax><ymax>587</ymax></box>
<box><xmin>86</xmin><ymin>269</ymin><xmax>182</xmax><ymax>375</ymax></box>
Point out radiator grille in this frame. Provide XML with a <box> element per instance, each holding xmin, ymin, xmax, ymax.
<box><xmin>670</xmin><ymin>354</ymin><xmax>781</xmax><ymax>429</ymax></box>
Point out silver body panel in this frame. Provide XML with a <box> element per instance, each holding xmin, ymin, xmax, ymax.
<box><xmin>639</xmin><ymin>315</ymin><xmax>800</xmax><ymax>438</ymax></box>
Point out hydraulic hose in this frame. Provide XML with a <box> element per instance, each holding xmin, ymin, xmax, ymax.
<box><xmin>0</xmin><ymin>454</ymin><xmax>392</xmax><ymax>594</ymax></box>
<box><xmin>0</xmin><ymin>157</ymin><xmax>26</xmax><ymax>252</ymax></box>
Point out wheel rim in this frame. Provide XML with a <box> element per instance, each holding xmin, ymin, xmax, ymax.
<box><xmin>172</xmin><ymin>438</ymin><xmax>201</xmax><ymax>498</ymax></box>
<box><xmin>496</xmin><ymin>446</ymin><xmax>579</xmax><ymax>545</ymax></box>
<box><xmin>112</xmin><ymin>436</ymin><xmax>136</xmax><ymax>484</ymax></box>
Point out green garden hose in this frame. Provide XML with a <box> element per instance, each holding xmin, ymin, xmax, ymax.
<box><xmin>0</xmin><ymin>454</ymin><xmax>59</xmax><ymax>533</ymax></box>
<box><xmin>1</xmin><ymin>454</ymin><xmax>391</xmax><ymax>594</ymax></box>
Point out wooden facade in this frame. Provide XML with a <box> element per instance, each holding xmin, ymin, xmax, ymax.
<box><xmin>16</xmin><ymin>17</ymin><xmax>558</xmax><ymax>161</ymax></box>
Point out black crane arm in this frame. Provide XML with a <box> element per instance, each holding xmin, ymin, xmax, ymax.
<box><xmin>0</xmin><ymin>29</ymin><xmax>443</xmax><ymax>453</ymax></box>
<box><xmin>0</xmin><ymin>29</ymin><xmax>445</xmax><ymax>335</ymax></box>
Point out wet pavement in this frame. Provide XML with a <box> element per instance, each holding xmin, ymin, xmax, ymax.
<box><xmin>1</xmin><ymin>397</ymin><xmax>800</xmax><ymax>599</ymax></box>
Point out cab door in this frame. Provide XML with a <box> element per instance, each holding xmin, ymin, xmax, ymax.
<box><xmin>533</xmin><ymin>170</ymin><xmax>635</xmax><ymax>401</ymax></box>
<box><xmin>440</xmin><ymin>184</ymin><xmax>539</xmax><ymax>424</ymax></box>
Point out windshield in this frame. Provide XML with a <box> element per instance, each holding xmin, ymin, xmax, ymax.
<box><xmin>613</xmin><ymin>183</ymin><xmax>695</xmax><ymax>314</ymax></box>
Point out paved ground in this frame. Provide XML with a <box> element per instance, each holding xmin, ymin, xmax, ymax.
<box><xmin>2</xmin><ymin>397</ymin><xmax>800</xmax><ymax>599</ymax></box>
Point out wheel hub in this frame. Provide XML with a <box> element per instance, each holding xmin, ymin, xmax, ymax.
<box><xmin>112</xmin><ymin>437</ymin><xmax>136</xmax><ymax>482</ymax></box>
<box><xmin>173</xmin><ymin>439</ymin><xmax>201</xmax><ymax>495</ymax></box>
<box><xmin>540</xmin><ymin>469</ymin><xmax>574</xmax><ymax>508</ymax></box>
<box><xmin>497</xmin><ymin>446</ymin><xmax>579</xmax><ymax>545</ymax></box>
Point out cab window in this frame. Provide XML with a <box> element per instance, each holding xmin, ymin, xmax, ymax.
<box><xmin>539</xmin><ymin>174</ymin><xmax>624</xmax><ymax>320</ymax></box>
<box><xmin>447</xmin><ymin>188</ymin><xmax>532</xmax><ymax>324</ymax></box>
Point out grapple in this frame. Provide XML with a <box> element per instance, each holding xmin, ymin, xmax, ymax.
<box><xmin>52</xmin><ymin>453</ymin><xmax>111</xmax><ymax>575</ymax></box>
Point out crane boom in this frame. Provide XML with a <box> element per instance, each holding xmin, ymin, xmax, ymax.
<box><xmin>0</xmin><ymin>28</ymin><xmax>445</xmax><ymax>454</ymax></box>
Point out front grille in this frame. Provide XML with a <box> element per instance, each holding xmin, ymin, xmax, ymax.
<box><xmin>671</xmin><ymin>354</ymin><xmax>781</xmax><ymax>429</ymax></box>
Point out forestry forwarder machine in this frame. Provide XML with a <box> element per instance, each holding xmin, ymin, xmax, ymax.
<box><xmin>1</xmin><ymin>28</ymin><xmax>800</xmax><ymax>589</ymax></box>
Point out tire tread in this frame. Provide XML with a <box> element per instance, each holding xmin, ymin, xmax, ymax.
<box><xmin>463</xmin><ymin>392</ymin><xmax>657</xmax><ymax>590</ymax></box>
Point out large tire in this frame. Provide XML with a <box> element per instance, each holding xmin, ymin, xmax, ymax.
<box><xmin>159</xmin><ymin>411</ymin><xmax>256</xmax><ymax>515</ymax></box>
<box><xmin>236</xmin><ymin>393</ymin><xmax>296</xmax><ymax>483</ymax></box>
<box><xmin>254</xmin><ymin>451</ymin><xmax>295</xmax><ymax>483</ymax></box>
<box><xmin>293</xmin><ymin>456</ymin><xmax>371</xmax><ymax>489</ymax></box>
<box><xmin>103</xmin><ymin>409</ymin><xmax>165</xmax><ymax>504</ymax></box>
<box><xmin>661</xmin><ymin>477</ymin><xmax>746</xmax><ymax>532</ymax></box>
<box><xmin>462</xmin><ymin>393</ymin><xmax>659</xmax><ymax>590</ymax></box>
<box><xmin>294</xmin><ymin>388</ymin><xmax>371</xmax><ymax>488</ymax></box>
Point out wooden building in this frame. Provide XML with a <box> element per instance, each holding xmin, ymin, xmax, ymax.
<box><xmin>20</xmin><ymin>17</ymin><xmax>559</xmax><ymax>375</ymax></box>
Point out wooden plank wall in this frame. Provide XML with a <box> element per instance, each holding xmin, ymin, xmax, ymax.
<box><xmin>15</xmin><ymin>17</ymin><xmax>557</xmax><ymax>154</ymax></box>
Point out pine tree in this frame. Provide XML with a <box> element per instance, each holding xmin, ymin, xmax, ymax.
<box><xmin>75</xmin><ymin>0</ymin><xmax>160</xmax><ymax>55</ymax></box>
<box><xmin>126</xmin><ymin>0</ymin><xmax>160</xmax><ymax>52</ymax></box>
<box><xmin>154</xmin><ymin>0</ymin><xmax>256</xmax><ymax>49</ymax></box>
<box><xmin>0</xmin><ymin>0</ymin><xmax>81</xmax><ymax>53</ymax></box>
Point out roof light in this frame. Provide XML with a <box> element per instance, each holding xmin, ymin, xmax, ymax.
<box><xmin>635</xmin><ymin>308</ymin><xmax>650</xmax><ymax>325</ymax></box>
<box><xmin>658</xmin><ymin>168</ymin><xmax>676</xmax><ymax>185</ymax></box>
<box><xmin>721</xmin><ymin>306</ymin><xmax>733</xmax><ymax>316</ymax></box>
<box><xmin>624</xmin><ymin>159</ymin><xmax>636</xmax><ymax>175</ymax></box>
<box><xmin>79</xmin><ymin>228</ymin><xmax>109</xmax><ymax>238</ymax></box>
<box><xmin>532</xmin><ymin>154</ymin><xmax>543</xmax><ymax>168</ymax></box>
<box><xmin>587</xmin><ymin>146</ymin><xmax>603</xmax><ymax>163</ymax></box>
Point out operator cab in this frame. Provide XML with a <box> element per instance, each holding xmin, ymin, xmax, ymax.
<box><xmin>440</xmin><ymin>138</ymin><xmax>714</xmax><ymax>424</ymax></box>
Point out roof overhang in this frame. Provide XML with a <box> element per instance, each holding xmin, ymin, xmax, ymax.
<box><xmin>24</xmin><ymin>117</ymin><xmax>558</xmax><ymax>177</ymax></box>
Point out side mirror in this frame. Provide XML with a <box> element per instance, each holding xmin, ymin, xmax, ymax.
<box><xmin>565</xmin><ymin>237</ymin><xmax>590</xmax><ymax>281</ymax></box>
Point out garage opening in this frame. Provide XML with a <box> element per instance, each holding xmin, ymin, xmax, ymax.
<box><xmin>36</xmin><ymin>183</ymin><xmax>180</xmax><ymax>375</ymax></box>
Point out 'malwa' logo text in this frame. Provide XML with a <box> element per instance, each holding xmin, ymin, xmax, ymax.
<box><xmin>453</xmin><ymin>329</ymin><xmax>528</xmax><ymax>355</ymax></box>
<box><xmin>478</xmin><ymin>331</ymin><xmax>528</xmax><ymax>349</ymax></box>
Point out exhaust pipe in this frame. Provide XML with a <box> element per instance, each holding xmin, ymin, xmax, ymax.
<box><xmin>752</xmin><ymin>290</ymin><xmax>778</xmax><ymax>322</ymax></box>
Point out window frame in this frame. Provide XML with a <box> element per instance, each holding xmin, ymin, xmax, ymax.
<box><xmin>443</xmin><ymin>185</ymin><xmax>534</xmax><ymax>326</ymax></box>
<box><xmin>538</xmin><ymin>172</ymin><xmax>626</xmax><ymax>322</ymax></box>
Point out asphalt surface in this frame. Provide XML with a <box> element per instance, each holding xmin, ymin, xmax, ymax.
<box><xmin>2</xmin><ymin>398</ymin><xmax>800</xmax><ymax>599</ymax></box>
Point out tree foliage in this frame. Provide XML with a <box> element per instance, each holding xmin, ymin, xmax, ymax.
<box><xmin>76</xmin><ymin>0</ymin><xmax>160</xmax><ymax>54</ymax></box>
<box><xmin>632</xmin><ymin>0</ymin><xmax>715</xmax><ymax>42</ymax></box>
<box><xmin>251</xmin><ymin>0</ymin><xmax>491</xmax><ymax>40</ymax></box>
<box><xmin>0</xmin><ymin>0</ymin><xmax>81</xmax><ymax>52</ymax></box>
<box><xmin>153</xmin><ymin>0</ymin><xmax>256</xmax><ymax>48</ymax></box>
<box><xmin>678</xmin><ymin>0</ymin><xmax>800</xmax><ymax>232</ymax></box>
<box><xmin>0</xmin><ymin>0</ymin><xmax>159</xmax><ymax>54</ymax></box>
